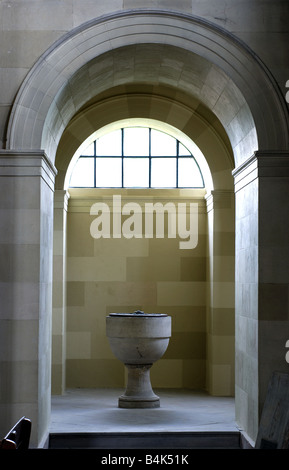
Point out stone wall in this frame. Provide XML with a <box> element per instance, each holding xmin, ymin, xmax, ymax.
<box><xmin>64</xmin><ymin>189</ymin><xmax>208</xmax><ymax>390</ymax></box>
<box><xmin>0</xmin><ymin>0</ymin><xmax>288</xmax><ymax>447</ymax></box>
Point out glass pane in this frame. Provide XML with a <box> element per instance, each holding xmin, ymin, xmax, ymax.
<box><xmin>82</xmin><ymin>141</ymin><xmax>95</xmax><ymax>156</ymax></box>
<box><xmin>151</xmin><ymin>158</ymin><xmax>176</xmax><ymax>187</ymax></box>
<box><xmin>95</xmin><ymin>158</ymin><xmax>122</xmax><ymax>187</ymax></box>
<box><xmin>123</xmin><ymin>127</ymin><xmax>149</xmax><ymax>156</ymax></box>
<box><xmin>123</xmin><ymin>158</ymin><xmax>149</xmax><ymax>187</ymax></box>
<box><xmin>96</xmin><ymin>130</ymin><xmax>122</xmax><ymax>156</ymax></box>
<box><xmin>151</xmin><ymin>129</ymin><xmax>176</xmax><ymax>156</ymax></box>
<box><xmin>69</xmin><ymin>158</ymin><xmax>94</xmax><ymax>187</ymax></box>
<box><xmin>178</xmin><ymin>158</ymin><xmax>204</xmax><ymax>187</ymax></box>
<box><xmin>178</xmin><ymin>142</ymin><xmax>191</xmax><ymax>156</ymax></box>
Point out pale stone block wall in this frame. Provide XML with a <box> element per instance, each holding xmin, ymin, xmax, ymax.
<box><xmin>206</xmin><ymin>190</ymin><xmax>235</xmax><ymax>396</ymax></box>
<box><xmin>51</xmin><ymin>191</ymin><xmax>69</xmax><ymax>395</ymax></box>
<box><xmin>65</xmin><ymin>189</ymin><xmax>209</xmax><ymax>390</ymax></box>
<box><xmin>0</xmin><ymin>0</ymin><xmax>288</xmax><ymax>446</ymax></box>
<box><xmin>234</xmin><ymin>152</ymin><xmax>289</xmax><ymax>441</ymax></box>
<box><xmin>0</xmin><ymin>152</ymin><xmax>56</xmax><ymax>448</ymax></box>
<box><xmin>234</xmin><ymin>167</ymin><xmax>259</xmax><ymax>440</ymax></box>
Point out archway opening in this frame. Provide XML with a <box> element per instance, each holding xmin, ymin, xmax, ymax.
<box><xmin>52</xmin><ymin>111</ymin><xmax>235</xmax><ymax>399</ymax></box>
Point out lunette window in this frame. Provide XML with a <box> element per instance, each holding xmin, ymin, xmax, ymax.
<box><xmin>69</xmin><ymin>127</ymin><xmax>204</xmax><ymax>188</ymax></box>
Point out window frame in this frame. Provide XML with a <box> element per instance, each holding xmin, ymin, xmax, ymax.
<box><xmin>69</xmin><ymin>127</ymin><xmax>205</xmax><ymax>189</ymax></box>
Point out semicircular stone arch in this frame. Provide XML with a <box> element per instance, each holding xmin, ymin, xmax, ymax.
<box><xmin>6</xmin><ymin>10</ymin><xmax>289</xmax><ymax>168</ymax></box>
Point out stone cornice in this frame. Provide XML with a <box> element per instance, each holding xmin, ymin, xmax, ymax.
<box><xmin>205</xmin><ymin>189</ymin><xmax>234</xmax><ymax>213</ymax></box>
<box><xmin>0</xmin><ymin>150</ymin><xmax>57</xmax><ymax>190</ymax></box>
<box><xmin>54</xmin><ymin>189</ymin><xmax>70</xmax><ymax>211</ymax></box>
<box><xmin>233</xmin><ymin>151</ymin><xmax>289</xmax><ymax>192</ymax></box>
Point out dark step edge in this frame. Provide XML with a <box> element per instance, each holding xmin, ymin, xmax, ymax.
<box><xmin>49</xmin><ymin>431</ymin><xmax>241</xmax><ymax>449</ymax></box>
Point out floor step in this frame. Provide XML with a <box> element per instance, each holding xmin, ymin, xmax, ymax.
<box><xmin>49</xmin><ymin>431</ymin><xmax>241</xmax><ymax>449</ymax></box>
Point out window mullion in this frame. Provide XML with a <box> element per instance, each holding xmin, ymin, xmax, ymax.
<box><xmin>149</xmin><ymin>127</ymin><xmax>151</xmax><ymax>188</ymax></box>
<box><xmin>176</xmin><ymin>140</ymin><xmax>179</xmax><ymax>188</ymax></box>
<box><xmin>94</xmin><ymin>140</ymin><xmax>97</xmax><ymax>188</ymax></box>
<box><xmin>121</xmin><ymin>128</ymin><xmax>124</xmax><ymax>188</ymax></box>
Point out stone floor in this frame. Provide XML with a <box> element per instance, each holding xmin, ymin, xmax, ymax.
<box><xmin>50</xmin><ymin>388</ymin><xmax>238</xmax><ymax>434</ymax></box>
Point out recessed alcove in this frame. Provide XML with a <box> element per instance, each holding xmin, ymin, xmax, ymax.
<box><xmin>3</xmin><ymin>8</ymin><xmax>289</xmax><ymax>448</ymax></box>
<box><xmin>52</xmin><ymin>110</ymin><xmax>235</xmax><ymax>399</ymax></box>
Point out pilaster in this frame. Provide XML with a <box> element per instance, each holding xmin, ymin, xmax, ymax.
<box><xmin>0</xmin><ymin>151</ymin><xmax>57</xmax><ymax>448</ymax></box>
<box><xmin>52</xmin><ymin>190</ymin><xmax>70</xmax><ymax>395</ymax></box>
<box><xmin>205</xmin><ymin>189</ymin><xmax>235</xmax><ymax>396</ymax></box>
<box><xmin>233</xmin><ymin>150</ymin><xmax>289</xmax><ymax>443</ymax></box>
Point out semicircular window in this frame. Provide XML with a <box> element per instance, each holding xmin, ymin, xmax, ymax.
<box><xmin>69</xmin><ymin>127</ymin><xmax>204</xmax><ymax>189</ymax></box>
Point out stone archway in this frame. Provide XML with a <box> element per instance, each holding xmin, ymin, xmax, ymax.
<box><xmin>3</xmin><ymin>10</ymin><xmax>289</xmax><ymax>447</ymax></box>
<box><xmin>52</xmin><ymin>93</ymin><xmax>235</xmax><ymax>399</ymax></box>
<box><xmin>6</xmin><ymin>10</ymin><xmax>289</xmax><ymax>163</ymax></box>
